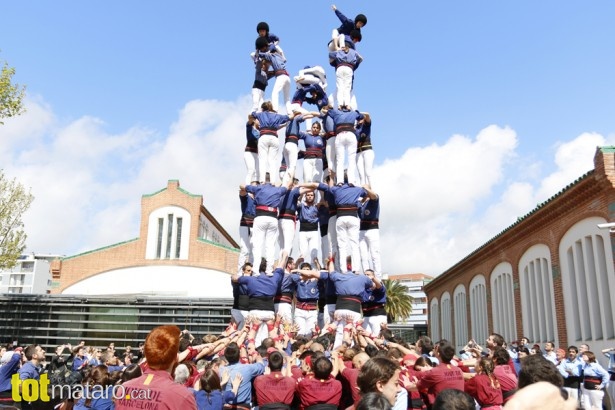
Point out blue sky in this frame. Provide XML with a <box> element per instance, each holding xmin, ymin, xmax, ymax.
<box><xmin>2</xmin><ymin>1</ymin><xmax>615</xmax><ymax>276</ymax></box>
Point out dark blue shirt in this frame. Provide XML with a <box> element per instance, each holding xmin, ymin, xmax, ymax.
<box><xmin>246</xmin><ymin>184</ymin><xmax>288</xmax><ymax>209</ymax></box>
<box><xmin>278</xmin><ymin>187</ymin><xmax>301</xmax><ymax>218</ymax></box>
<box><xmin>319</xmin><ymin>183</ymin><xmax>366</xmax><ymax>207</ymax></box>
<box><xmin>245</xmin><ymin>121</ymin><xmax>259</xmax><ymax>152</ymax></box>
<box><xmin>292</xmin><ymin>274</ymin><xmax>327</xmax><ymax>301</ymax></box>
<box><xmin>327</xmin><ymin>271</ymin><xmax>373</xmax><ymax>296</ymax></box>
<box><xmin>238</xmin><ymin>268</ymin><xmax>284</xmax><ymax>297</ymax></box>
<box><xmin>251</xmin><ymin>111</ymin><xmax>290</xmax><ymax>137</ymax></box>
<box><xmin>363</xmin><ymin>285</ymin><xmax>386</xmax><ymax>304</ymax></box>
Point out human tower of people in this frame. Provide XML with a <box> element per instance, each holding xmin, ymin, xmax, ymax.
<box><xmin>2</xmin><ymin>6</ymin><xmax>610</xmax><ymax>410</ymax></box>
<box><xmin>235</xmin><ymin>4</ymin><xmax>383</xmax><ymax>354</ymax></box>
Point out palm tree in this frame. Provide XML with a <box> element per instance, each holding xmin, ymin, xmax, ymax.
<box><xmin>384</xmin><ymin>279</ymin><xmax>413</xmax><ymax>323</ymax></box>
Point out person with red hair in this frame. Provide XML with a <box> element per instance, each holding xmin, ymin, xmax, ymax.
<box><xmin>115</xmin><ymin>325</ymin><xmax>197</xmax><ymax>409</ymax></box>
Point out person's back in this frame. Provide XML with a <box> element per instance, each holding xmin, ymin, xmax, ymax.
<box><xmin>114</xmin><ymin>325</ymin><xmax>196</xmax><ymax>410</ymax></box>
<box><xmin>297</xmin><ymin>357</ymin><xmax>341</xmax><ymax>410</ymax></box>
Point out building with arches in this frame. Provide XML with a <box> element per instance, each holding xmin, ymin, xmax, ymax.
<box><xmin>425</xmin><ymin>146</ymin><xmax>615</xmax><ymax>359</ymax></box>
<box><xmin>49</xmin><ymin>180</ymin><xmax>239</xmax><ymax>298</ymax></box>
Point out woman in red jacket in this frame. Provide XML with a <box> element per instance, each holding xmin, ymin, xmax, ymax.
<box><xmin>465</xmin><ymin>357</ymin><xmax>504</xmax><ymax>410</ymax></box>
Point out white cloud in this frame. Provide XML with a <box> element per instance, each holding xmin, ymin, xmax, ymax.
<box><xmin>7</xmin><ymin>97</ymin><xmax>610</xmax><ymax>279</ymax></box>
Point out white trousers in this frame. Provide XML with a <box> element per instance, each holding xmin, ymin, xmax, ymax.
<box><xmin>274</xmin><ymin>302</ymin><xmax>293</xmax><ymax>324</ymax></box>
<box><xmin>335</xmin><ymin>131</ymin><xmax>357</xmax><ymax>185</ymax></box>
<box><xmin>327</xmin><ymin>215</ymin><xmax>339</xmax><ymax>271</ymax></box>
<box><xmin>252</xmin><ymin>88</ymin><xmax>264</xmax><ymax>113</ymax></box>
<box><xmin>258</xmin><ymin>135</ymin><xmax>280</xmax><ymax>184</ymax></box>
<box><xmin>363</xmin><ymin>315</ymin><xmax>387</xmax><ymax>337</ymax></box>
<box><xmin>244</xmin><ymin>151</ymin><xmax>259</xmax><ymax>185</ymax></box>
<box><xmin>357</xmin><ymin>149</ymin><xmax>374</xmax><ymax>187</ymax></box>
<box><xmin>299</xmin><ymin>230</ymin><xmax>320</xmax><ymax>263</ymax></box>
<box><xmin>238</xmin><ymin>225</ymin><xmax>252</xmax><ymax>273</ymax></box>
<box><xmin>271</xmin><ymin>74</ymin><xmax>291</xmax><ymax>113</ymax></box>
<box><xmin>250</xmin><ymin>309</ymin><xmax>275</xmax><ymax>347</ymax></box>
<box><xmin>336</xmin><ymin>215</ymin><xmax>361</xmax><ymax>272</ymax></box>
<box><xmin>320</xmin><ymin>230</ymin><xmax>330</xmax><ymax>266</ymax></box>
<box><xmin>252</xmin><ymin>215</ymin><xmax>278</xmax><ymax>273</ymax></box>
<box><xmin>295</xmin><ymin>308</ymin><xmax>318</xmax><ymax>336</ymax></box>
<box><xmin>283</xmin><ymin>142</ymin><xmax>299</xmax><ymax>182</ymax></box>
<box><xmin>278</xmin><ymin>218</ymin><xmax>296</xmax><ymax>254</ymax></box>
<box><xmin>335</xmin><ymin>66</ymin><xmax>354</xmax><ymax>108</ymax></box>
<box><xmin>333</xmin><ymin>309</ymin><xmax>362</xmax><ymax>349</ymax></box>
<box><xmin>303</xmin><ymin>158</ymin><xmax>323</xmax><ymax>183</ymax></box>
<box><xmin>325</xmin><ymin>137</ymin><xmax>337</xmax><ymax>180</ymax></box>
<box><xmin>581</xmin><ymin>386</ymin><xmax>604</xmax><ymax>410</ymax></box>
<box><xmin>359</xmin><ymin>229</ymin><xmax>382</xmax><ymax>278</ymax></box>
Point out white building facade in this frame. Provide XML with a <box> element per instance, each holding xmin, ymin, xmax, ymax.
<box><xmin>0</xmin><ymin>254</ymin><xmax>58</xmax><ymax>294</ymax></box>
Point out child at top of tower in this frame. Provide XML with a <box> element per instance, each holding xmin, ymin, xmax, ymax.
<box><xmin>329</xmin><ymin>4</ymin><xmax>367</xmax><ymax>51</ymax></box>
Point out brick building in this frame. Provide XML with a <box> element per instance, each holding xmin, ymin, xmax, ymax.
<box><xmin>424</xmin><ymin>146</ymin><xmax>615</xmax><ymax>359</ymax></box>
<box><xmin>50</xmin><ymin>180</ymin><xmax>239</xmax><ymax>298</ymax></box>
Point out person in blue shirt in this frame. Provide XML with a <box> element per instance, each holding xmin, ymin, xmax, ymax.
<box><xmin>302</xmin><ymin>176</ymin><xmax>367</xmax><ymax>273</ymax></box>
<box><xmin>281</xmin><ymin>113</ymin><xmax>319</xmax><ymax>186</ymax></box>
<box><xmin>193</xmin><ymin>369</ymin><xmax>242</xmax><ymax>410</ymax></box>
<box><xmin>298</xmin><ymin>191</ymin><xmax>321</xmax><ymax>264</ymax></box>
<box><xmin>359</xmin><ymin>184</ymin><xmax>381</xmax><ymax>279</ymax></box>
<box><xmin>241</xmin><ymin>174</ymin><xmax>292</xmax><ymax>273</ymax></box>
<box><xmin>251</xmin><ymin>37</ymin><xmax>273</xmax><ymax>113</ymax></box>
<box><xmin>252</xmin><ymin>101</ymin><xmax>293</xmax><ymax>185</ymax></box>
<box><xmin>74</xmin><ymin>365</ymin><xmax>115</xmax><ymax>410</ymax></box>
<box><xmin>256</xmin><ymin>43</ymin><xmax>290</xmax><ymax>114</ymax></box>
<box><xmin>323</xmin><ymin>106</ymin><xmax>364</xmax><ymax>185</ymax></box>
<box><xmin>299</xmin><ymin>121</ymin><xmax>325</xmax><ymax>184</ymax></box>
<box><xmin>328</xmin><ymin>47</ymin><xmax>363</xmax><ymax>112</ymax></box>
<box><xmin>558</xmin><ymin>345</ymin><xmax>583</xmax><ymax>401</ymax></box>
<box><xmin>361</xmin><ymin>269</ymin><xmax>387</xmax><ymax>336</ymax></box>
<box><xmin>0</xmin><ymin>349</ymin><xmax>21</xmax><ymax>405</ymax></box>
<box><xmin>356</xmin><ymin>112</ymin><xmax>374</xmax><ymax>187</ymax></box>
<box><xmin>601</xmin><ymin>346</ymin><xmax>615</xmax><ymax>409</ymax></box>
<box><xmin>17</xmin><ymin>344</ymin><xmax>45</xmax><ymax>410</ymax></box>
<box><xmin>244</xmin><ymin>116</ymin><xmax>260</xmax><ymax>185</ymax></box>
<box><xmin>291</xmin><ymin>262</ymin><xmax>328</xmax><ymax>337</ymax></box>
<box><xmin>580</xmin><ymin>350</ymin><xmax>609</xmax><ymax>409</ymax></box>
<box><xmin>238</xmin><ymin>184</ymin><xmax>256</xmax><ymax>273</ymax></box>
<box><xmin>299</xmin><ymin>256</ymin><xmax>373</xmax><ymax>348</ymax></box>
<box><xmin>234</xmin><ymin>251</ymin><xmax>288</xmax><ymax>347</ymax></box>
<box><xmin>254</xmin><ymin>21</ymin><xmax>284</xmax><ymax>61</ymax></box>
<box><xmin>231</xmin><ymin>262</ymin><xmax>253</xmax><ymax>331</ymax></box>
<box><xmin>329</xmin><ymin>4</ymin><xmax>367</xmax><ymax>51</ymax></box>
<box><xmin>220</xmin><ymin>342</ymin><xmax>265</xmax><ymax>409</ymax></box>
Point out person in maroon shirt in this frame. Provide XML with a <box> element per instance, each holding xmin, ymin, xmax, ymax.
<box><xmin>491</xmin><ymin>347</ymin><xmax>517</xmax><ymax>403</ymax></box>
<box><xmin>464</xmin><ymin>357</ymin><xmax>504</xmax><ymax>409</ymax></box>
<box><xmin>115</xmin><ymin>325</ymin><xmax>197</xmax><ymax>410</ymax></box>
<box><xmin>254</xmin><ymin>351</ymin><xmax>297</xmax><ymax>409</ymax></box>
<box><xmin>410</xmin><ymin>340</ymin><xmax>464</xmax><ymax>407</ymax></box>
<box><xmin>297</xmin><ymin>356</ymin><xmax>342</xmax><ymax>410</ymax></box>
<box><xmin>337</xmin><ymin>351</ymin><xmax>369</xmax><ymax>404</ymax></box>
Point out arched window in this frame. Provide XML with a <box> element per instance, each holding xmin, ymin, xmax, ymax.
<box><xmin>441</xmin><ymin>292</ymin><xmax>452</xmax><ymax>342</ymax></box>
<box><xmin>469</xmin><ymin>275</ymin><xmax>488</xmax><ymax>346</ymax></box>
<box><xmin>430</xmin><ymin>297</ymin><xmax>440</xmax><ymax>341</ymax></box>
<box><xmin>145</xmin><ymin>206</ymin><xmax>191</xmax><ymax>260</ymax></box>
<box><xmin>454</xmin><ymin>285</ymin><xmax>467</xmax><ymax>350</ymax></box>
<box><xmin>519</xmin><ymin>244</ymin><xmax>556</xmax><ymax>344</ymax></box>
<box><xmin>490</xmin><ymin>262</ymin><xmax>516</xmax><ymax>343</ymax></box>
<box><xmin>560</xmin><ymin>217</ymin><xmax>615</xmax><ymax>343</ymax></box>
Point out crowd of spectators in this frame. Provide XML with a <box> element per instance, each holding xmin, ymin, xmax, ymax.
<box><xmin>1</xmin><ymin>321</ymin><xmax>613</xmax><ymax>410</ymax></box>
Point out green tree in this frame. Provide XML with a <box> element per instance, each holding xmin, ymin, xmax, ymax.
<box><xmin>0</xmin><ymin>171</ymin><xmax>34</xmax><ymax>269</ymax></box>
<box><xmin>0</xmin><ymin>60</ymin><xmax>26</xmax><ymax>125</ymax></box>
<box><xmin>384</xmin><ymin>279</ymin><xmax>413</xmax><ymax>323</ymax></box>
